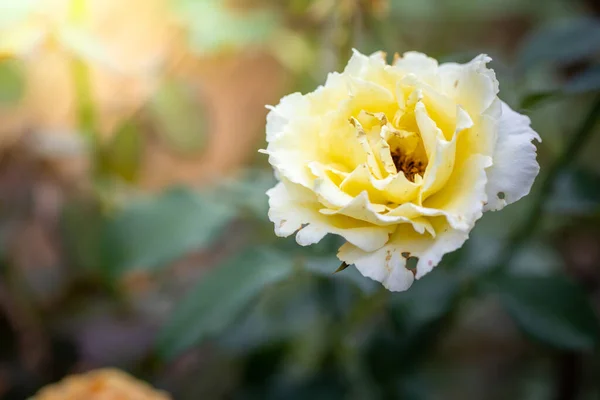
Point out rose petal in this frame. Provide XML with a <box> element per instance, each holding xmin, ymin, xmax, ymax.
<box><xmin>386</xmin><ymin>154</ymin><xmax>492</xmax><ymax>231</ymax></box>
<box><xmin>339</xmin><ymin>163</ymin><xmax>421</xmax><ymax>205</ymax></box>
<box><xmin>424</xmin><ymin>154</ymin><xmax>492</xmax><ymax>229</ymax></box>
<box><xmin>266</xmin><ymin>92</ymin><xmax>310</xmax><ymax>141</ymax></box>
<box><xmin>345</xmin><ymin>49</ymin><xmax>387</xmax><ymax>77</ymax></box>
<box><xmin>484</xmin><ymin>102</ymin><xmax>541</xmax><ymax>211</ymax></box>
<box><xmin>320</xmin><ymin>191</ymin><xmax>435</xmax><ymax>235</ymax></box>
<box><xmin>438</xmin><ymin>54</ymin><xmax>499</xmax><ymax>117</ymax></box>
<box><xmin>393</xmin><ymin>51</ymin><xmax>439</xmax><ymax>84</ymax></box>
<box><xmin>338</xmin><ymin>218</ymin><xmax>468</xmax><ymax>291</ymax></box>
<box><xmin>261</xmin><ymin>116</ymin><xmax>322</xmax><ymax>188</ymax></box>
<box><xmin>267</xmin><ymin>180</ymin><xmax>393</xmax><ymax>252</ymax></box>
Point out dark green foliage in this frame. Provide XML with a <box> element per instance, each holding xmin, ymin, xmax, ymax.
<box><xmin>492</xmin><ymin>275</ymin><xmax>600</xmax><ymax>350</ymax></box>
<box><xmin>157</xmin><ymin>248</ymin><xmax>295</xmax><ymax>359</ymax></box>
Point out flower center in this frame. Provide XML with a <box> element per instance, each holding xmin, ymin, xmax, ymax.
<box><xmin>391</xmin><ymin>150</ymin><xmax>426</xmax><ymax>182</ymax></box>
<box><xmin>351</xmin><ymin>110</ymin><xmax>429</xmax><ymax>183</ymax></box>
<box><xmin>387</xmin><ymin>109</ymin><xmax>429</xmax><ymax>182</ymax></box>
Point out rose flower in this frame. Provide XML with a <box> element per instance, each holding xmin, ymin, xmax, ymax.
<box><xmin>263</xmin><ymin>50</ymin><xmax>540</xmax><ymax>291</ymax></box>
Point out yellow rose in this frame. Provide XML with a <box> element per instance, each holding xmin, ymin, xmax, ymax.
<box><xmin>262</xmin><ymin>50</ymin><xmax>541</xmax><ymax>291</ymax></box>
<box><xmin>32</xmin><ymin>368</ymin><xmax>171</xmax><ymax>399</ymax></box>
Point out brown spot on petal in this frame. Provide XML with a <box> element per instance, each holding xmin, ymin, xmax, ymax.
<box><xmin>428</xmin><ymin>260</ymin><xmax>433</xmax><ymax>266</ymax></box>
<box><xmin>401</xmin><ymin>252</ymin><xmax>410</xmax><ymax>259</ymax></box>
<box><xmin>385</xmin><ymin>251</ymin><xmax>392</xmax><ymax>262</ymax></box>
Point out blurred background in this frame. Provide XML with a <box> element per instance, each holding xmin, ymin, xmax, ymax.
<box><xmin>1</xmin><ymin>0</ymin><xmax>600</xmax><ymax>399</ymax></box>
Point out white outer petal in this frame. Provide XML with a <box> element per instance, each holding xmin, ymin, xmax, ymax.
<box><xmin>338</xmin><ymin>240</ymin><xmax>415</xmax><ymax>292</ymax></box>
<box><xmin>393</xmin><ymin>52</ymin><xmax>439</xmax><ymax>84</ymax></box>
<box><xmin>484</xmin><ymin>102</ymin><xmax>541</xmax><ymax>211</ymax></box>
<box><xmin>265</xmin><ymin>92</ymin><xmax>311</xmax><ymax>141</ymax></box>
<box><xmin>337</xmin><ymin>222</ymin><xmax>469</xmax><ymax>292</ymax></box>
<box><xmin>344</xmin><ymin>49</ymin><xmax>386</xmax><ymax>77</ymax></box>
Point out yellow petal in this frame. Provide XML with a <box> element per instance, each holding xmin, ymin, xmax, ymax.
<box><xmin>267</xmin><ymin>179</ymin><xmax>393</xmax><ymax>252</ymax></box>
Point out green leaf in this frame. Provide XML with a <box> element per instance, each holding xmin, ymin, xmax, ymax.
<box><xmin>157</xmin><ymin>247</ymin><xmax>294</xmax><ymax>359</ymax></box>
<box><xmin>218</xmin><ymin>278</ymin><xmax>321</xmax><ymax>353</ymax></box>
<box><xmin>516</xmin><ymin>18</ymin><xmax>600</xmax><ymax>72</ymax></box>
<box><xmin>150</xmin><ymin>77</ymin><xmax>208</xmax><ymax>154</ymax></box>
<box><xmin>493</xmin><ymin>275</ymin><xmax>600</xmax><ymax>350</ymax></box>
<box><xmin>564</xmin><ymin>64</ymin><xmax>600</xmax><ymax>94</ymax></box>
<box><xmin>102</xmin><ymin>187</ymin><xmax>236</xmax><ymax>276</ymax></box>
<box><xmin>0</xmin><ymin>59</ymin><xmax>25</xmax><ymax>105</ymax></box>
<box><xmin>98</xmin><ymin>120</ymin><xmax>143</xmax><ymax>182</ymax></box>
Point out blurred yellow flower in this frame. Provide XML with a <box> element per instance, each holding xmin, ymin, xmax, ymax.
<box><xmin>32</xmin><ymin>368</ymin><xmax>171</xmax><ymax>399</ymax></box>
<box><xmin>263</xmin><ymin>50</ymin><xmax>541</xmax><ymax>291</ymax></box>
<box><xmin>0</xmin><ymin>0</ymin><xmax>176</xmax><ymax>138</ymax></box>
<box><xmin>0</xmin><ymin>0</ymin><xmax>287</xmax><ymax>187</ymax></box>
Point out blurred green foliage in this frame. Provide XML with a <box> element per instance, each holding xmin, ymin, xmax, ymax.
<box><xmin>150</xmin><ymin>78</ymin><xmax>209</xmax><ymax>154</ymax></box>
<box><xmin>1</xmin><ymin>0</ymin><xmax>600</xmax><ymax>399</ymax></box>
<box><xmin>97</xmin><ymin>120</ymin><xmax>144</xmax><ymax>182</ymax></box>
<box><xmin>67</xmin><ymin>187</ymin><xmax>237</xmax><ymax>277</ymax></box>
<box><xmin>516</xmin><ymin>18</ymin><xmax>600</xmax><ymax>72</ymax></box>
<box><xmin>158</xmin><ymin>247</ymin><xmax>295</xmax><ymax>359</ymax></box>
<box><xmin>491</xmin><ymin>275</ymin><xmax>599</xmax><ymax>349</ymax></box>
<box><xmin>176</xmin><ymin>0</ymin><xmax>279</xmax><ymax>54</ymax></box>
